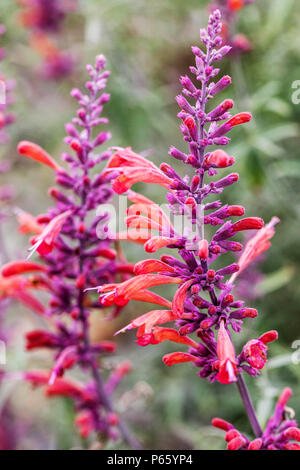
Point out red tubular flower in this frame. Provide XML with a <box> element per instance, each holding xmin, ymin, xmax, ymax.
<box><xmin>103</xmin><ymin>147</ymin><xmax>174</xmax><ymax>193</ymax></box>
<box><xmin>152</xmin><ymin>327</ymin><xmax>199</xmax><ymax>349</ymax></box>
<box><xmin>242</xmin><ymin>331</ymin><xmax>278</xmax><ymax>369</ymax></box>
<box><xmin>1</xmin><ymin>260</ymin><xmax>46</xmax><ymax>277</ymax></box>
<box><xmin>26</xmin><ymin>330</ymin><xmax>58</xmax><ymax>350</ymax></box>
<box><xmin>227</xmin><ymin>436</ymin><xmax>246</xmax><ymax>450</ymax></box>
<box><xmin>117</xmin><ymin>229</ymin><xmax>151</xmax><ymax>244</ymax></box>
<box><xmin>225</xmin><ymin>429</ymin><xmax>241</xmax><ymax>442</ymax></box>
<box><xmin>18</xmin><ymin>141</ymin><xmax>62</xmax><ymax>171</ymax></box>
<box><xmin>184</xmin><ymin>116</ymin><xmax>196</xmax><ymax>131</ymax></box>
<box><xmin>205</xmin><ymin>150</ymin><xmax>235</xmax><ymax>168</ymax></box>
<box><xmin>258</xmin><ymin>330</ymin><xmax>278</xmax><ymax>344</ymax></box>
<box><xmin>284</xmin><ymin>427</ymin><xmax>300</xmax><ymax>442</ymax></box>
<box><xmin>133</xmin><ymin>259</ymin><xmax>176</xmax><ymax>275</ymax></box>
<box><xmin>116</xmin><ymin>310</ymin><xmax>177</xmax><ymax>345</ymax></box>
<box><xmin>248</xmin><ymin>438</ymin><xmax>263</xmax><ymax>450</ymax></box>
<box><xmin>113</xmin><ymin>274</ymin><xmax>182</xmax><ymax>300</ymax></box>
<box><xmin>75</xmin><ymin>411</ymin><xmax>94</xmax><ymax>438</ymax></box>
<box><xmin>198</xmin><ymin>239</ymin><xmax>209</xmax><ymax>259</ymax></box>
<box><xmin>45</xmin><ymin>377</ymin><xmax>88</xmax><ymax>401</ymax></box>
<box><xmin>278</xmin><ymin>387</ymin><xmax>293</xmax><ymax>408</ymax></box>
<box><xmin>231</xmin><ymin>217</ymin><xmax>264</xmax><ymax>233</ymax></box>
<box><xmin>216</xmin><ymin>321</ymin><xmax>237</xmax><ymax>384</ymax></box>
<box><xmin>127</xmin><ymin>201</ymin><xmax>174</xmax><ymax>230</ymax></box>
<box><xmin>144</xmin><ymin>236</ymin><xmax>179</xmax><ymax>253</ymax></box>
<box><xmin>28</xmin><ymin>209</ymin><xmax>72</xmax><ymax>257</ymax></box>
<box><xmin>227</xmin><ymin>112</ymin><xmax>251</xmax><ymax>128</ymax></box>
<box><xmin>172</xmin><ymin>279</ymin><xmax>195</xmax><ymax>317</ymax></box>
<box><xmin>285</xmin><ymin>443</ymin><xmax>300</xmax><ymax>450</ymax></box>
<box><xmin>212</xmin><ymin>417</ymin><xmax>234</xmax><ymax>432</ymax></box>
<box><xmin>0</xmin><ymin>275</ymin><xmax>46</xmax><ymax>315</ymax></box>
<box><xmin>129</xmin><ymin>290</ymin><xmax>172</xmax><ymax>308</ymax></box>
<box><xmin>162</xmin><ymin>352</ymin><xmax>198</xmax><ymax>367</ymax></box>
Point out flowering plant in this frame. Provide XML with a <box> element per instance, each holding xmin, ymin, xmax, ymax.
<box><xmin>1</xmin><ymin>54</ymin><xmax>139</xmax><ymax>448</ymax></box>
<box><xmin>96</xmin><ymin>9</ymin><xmax>300</xmax><ymax>450</ymax></box>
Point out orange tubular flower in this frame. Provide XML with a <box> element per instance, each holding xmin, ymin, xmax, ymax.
<box><xmin>98</xmin><ymin>274</ymin><xmax>183</xmax><ymax>306</ymax></box>
<box><xmin>102</xmin><ymin>147</ymin><xmax>174</xmax><ymax>194</ymax></box>
<box><xmin>0</xmin><ymin>275</ymin><xmax>46</xmax><ymax>315</ymax></box>
<box><xmin>16</xmin><ymin>209</ymin><xmax>43</xmax><ymax>235</ymax></box>
<box><xmin>172</xmin><ymin>279</ymin><xmax>195</xmax><ymax>317</ymax></box>
<box><xmin>163</xmin><ymin>352</ymin><xmax>198</xmax><ymax>367</ymax></box>
<box><xmin>230</xmin><ymin>217</ymin><xmax>279</xmax><ymax>283</ymax></box>
<box><xmin>144</xmin><ymin>236</ymin><xmax>180</xmax><ymax>253</ymax></box>
<box><xmin>216</xmin><ymin>321</ymin><xmax>237</xmax><ymax>384</ymax></box>
<box><xmin>152</xmin><ymin>327</ymin><xmax>199</xmax><ymax>349</ymax></box>
<box><xmin>116</xmin><ymin>309</ymin><xmax>178</xmax><ymax>346</ymax></box>
<box><xmin>28</xmin><ymin>209</ymin><xmax>72</xmax><ymax>257</ymax></box>
<box><xmin>133</xmin><ymin>259</ymin><xmax>176</xmax><ymax>275</ymax></box>
<box><xmin>18</xmin><ymin>140</ymin><xmax>62</xmax><ymax>172</ymax></box>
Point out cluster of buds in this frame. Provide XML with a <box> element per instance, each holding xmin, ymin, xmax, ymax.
<box><xmin>213</xmin><ymin>388</ymin><xmax>300</xmax><ymax>450</ymax></box>
<box><xmin>1</xmin><ymin>55</ymin><xmax>139</xmax><ymax>448</ymax></box>
<box><xmin>210</xmin><ymin>0</ymin><xmax>256</xmax><ymax>53</ymax></box>
<box><xmin>17</xmin><ymin>0</ymin><xmax>77</xmax><ymax>79</ymax></box>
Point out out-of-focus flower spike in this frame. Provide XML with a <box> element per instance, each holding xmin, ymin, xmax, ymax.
<box><xmin>18</xmin><ymin>141</ymin><xmax>62</xmax><ymax>171</ymax></box>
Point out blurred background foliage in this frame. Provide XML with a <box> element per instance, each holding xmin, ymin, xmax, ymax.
<box><xmin>1</xmin><ymin>0</ymin><xmax>300</xmax><ymax>450</ymax></box>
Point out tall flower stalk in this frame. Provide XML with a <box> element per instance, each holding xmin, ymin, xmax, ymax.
<box><xmin>96</xmin><ymin>10</ymin><xmax>300</xmax><ymax>450</ymax></box>
<box><xmin>1</xmin><ymin>55</ymin><xmax>139</xmax><ymax>448</ymax></box>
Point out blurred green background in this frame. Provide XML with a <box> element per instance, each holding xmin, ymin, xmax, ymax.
<box><xmin>1</xmin><ymin>0</ymin><xmax>300</xmax><ymax>450</ymax></box>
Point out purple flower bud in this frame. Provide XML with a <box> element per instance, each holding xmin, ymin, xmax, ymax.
<box><xmin>209</xmin><ymin>75</ymin><xmax>232</xmax><ymax>96</ymax></box>
<box><xmin>176</xmin><ymin>95</ymin><xmax>195</xmax><ymax>115</ymax></box>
